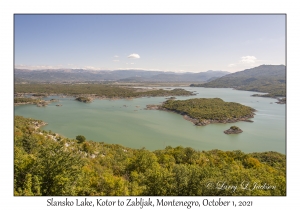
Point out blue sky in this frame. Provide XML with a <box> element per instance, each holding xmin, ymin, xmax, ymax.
<box><xmin>14</xmin><ymin>14</ymin><xmax>285</xmax><ymax>73</ymax></box>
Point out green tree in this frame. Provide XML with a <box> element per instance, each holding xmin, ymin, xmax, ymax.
<box><xmin>33</xmin><ymin>142</ymin><xmax>84</xmax><ymax>195</ymax></box>
<box><xmin>76</xmin><ymin>135</ymin><xmax>86</xmax><ymax>143</ymax></box>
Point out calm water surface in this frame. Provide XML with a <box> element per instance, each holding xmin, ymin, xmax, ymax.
<box><xmin>14</xmin><ymin>87</ymin><xmax>286</xmax><ymax>154</ymax></box>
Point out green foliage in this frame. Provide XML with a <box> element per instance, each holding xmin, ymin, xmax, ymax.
<box><xmin>14</xmin><ymin>116</ymin><xmax>286</xmax><ymax>196</ymax></box>
<box><xmin>76</xmin><ymin>96</ymin><xmax>92</xmax><ymax>103</ymax></box>
<box><xmin>14</xmin><ymin>97</ymin><xmax>40</xmax><ymax>104</ymax></box>
<box><xmin>76</xmin><ymin>135</ymin><xmax>86</xmax><ymax>143</ymax></box>
<box><xmin>14</xmin><ymin>84</ymin><xmax>194</xmax><ymax>99</ymax></box>
<box><xmin>162</xmin><ymin>98</ymin><xmax>255</xmax><ymax>122</ymax></box>
<box><xmin>230</xmin><ymin>126</ymin><xmax>240</xmax><ymax>130</ymax></box>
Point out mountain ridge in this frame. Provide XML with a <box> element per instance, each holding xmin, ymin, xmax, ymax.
<box><xmin>191</xmin><ymin>65</ymin><xmax>286</xmax><ymax>97</ymax></box>
<box><xmin>14</xmin><ymin>68</ymin><xmax>230</xmax><ymax>83</ymax></box>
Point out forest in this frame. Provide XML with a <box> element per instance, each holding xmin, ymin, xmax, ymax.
<box><xmin>14</xmin><ymin>116</ymin><xmax>285</xmax><ymax>196</ymax></box>
<box><xmin>14</xmin><ymin>97</ymin><xmax>40</xmax><ymax>104</ymax></box>
<box><xmin>14</xmin><ymin>84</ymin><xmax>194</xmax><ymax>98</ymax></box>
<box><xmin>161</xmin><ymin>98</ymin><xmax>255</xmax><ymax>124</ymax></box>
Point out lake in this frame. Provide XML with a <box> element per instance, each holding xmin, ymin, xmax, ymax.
<box><xmin>14</xmin><ymin>87</ymin><xmax>286</xmax><ymax>154</ymax></box>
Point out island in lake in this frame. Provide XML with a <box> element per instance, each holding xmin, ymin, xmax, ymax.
<box><xmin>146</xmin><ymin>98</ymin><xmax>255</xmax><ymax>126</ymax></box>
<box><xmin>224</xmin><ymin>126</ymin><xmax>243</xmax><ymax>134</ymax></box>
<box><xmin>75</xmin><ymin>96</ymin><xmax>93</xmax><ymax>103</ymax></box>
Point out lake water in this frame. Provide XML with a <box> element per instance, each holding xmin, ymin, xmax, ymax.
<box><xmin>14</xmin><ymin>87</ymin><xmax>286</xmax><ymax>154</ymax></box>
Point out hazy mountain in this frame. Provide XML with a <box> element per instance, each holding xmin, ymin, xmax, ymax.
<box><xmin>14</xmin><ymin>69</ymin><xmax>230</xmax><ymax>83</ymax></box>
<box><xmin>191</xmin><ymin>65</ymin><xmax>286</xmax><ymax>97</ymax></box>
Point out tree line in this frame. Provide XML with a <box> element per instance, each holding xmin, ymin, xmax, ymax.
<box><xmin>14</xmin><ymin>84</ymin><xmax>194</xmax><ymax>98</ymax></box>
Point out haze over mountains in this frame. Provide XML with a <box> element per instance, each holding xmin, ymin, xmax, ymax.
<box><xmin>14</xmin><ymin>69</ymin><xmax>230</xmax><ymax>83</ymax></box>
<box><xmin>14</xmin><ymin>65</ymin><xmax>286</xmax><ymax>97</ymax></box>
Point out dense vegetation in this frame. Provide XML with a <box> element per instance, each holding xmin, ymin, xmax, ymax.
<box><xmin>14</xmin><ymin>84</ymin><xmax>194</xmax><ymax>98</ymax></box>
<box><xmin>14</xmin><ymin>97</ymin><xmax>40</xmax><ymax>104</ymax></box>
<box><xmin>162</xmin><ymin>98</ymin><xmax>255</xmax><ymax>124</ymax></box>
<box><xmin>191</xmin><ymin>65</ymin><xmax>286</xmax><ymax>97</ymax></box>
<box><xmin>230</xmin><ymin>126</ymin><xmax>240</xmax><ymax>130</ymax></box>
<box><xmin>14</xmin><ymin>116</ymin><xmax>285</xmax><ymax>196</ymax></box>
<box><xmin>75</xmin><ymin>96</ymin><xmax>92</xmax><ymax>103</ymax></box>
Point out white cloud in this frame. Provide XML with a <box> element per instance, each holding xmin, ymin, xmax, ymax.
<box><xmin>84</xmin><ymin>66</ymin><xmax>99</xmax><ymax>70</ymax></box>
<box><xmin>128</xmin><ymin>53</ymin><xmax>140</xmax><ymax>59</ymax></box>
<box><xmin>114</xmin><ymin>55</ymin><xmax>119</xmax><ymax>58</ymax></box>
<box><xmin>113</xmin><ymin>60</ymin><xmax>119</xmax><ymax>62</ymax></box>
<box><xmin>131</xmin><ymin>63</ymin><xmax>134</xmax><ymax>65</ymax></box>
<box><xmin>240</xmin><ymin>56</ymin><xmax>257</xmax><ymax>64</ymax></box>
<box><xmin>14</xmin><ymin>64</ymin><xmax>56</xmax><ymax>70</ymax></box>
<box><xmin>227</xmin><ymin>56</ymin><xmax>259</xmax><ymax>70</ymax></box>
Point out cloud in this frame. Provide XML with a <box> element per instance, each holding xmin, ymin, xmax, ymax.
<box><xmin>114</xmin><ymin>55</ymin><xmax>119</xmax><ymax>58</ymax></box>
<box><xmin>84</xmin><ymin>66</ymin><xmax>99</xmax><ymax>70</ymax></box>
<box><xmin>227</xmin><ymin>56</ymin><xmax>260</xmax><ymax>71</ymax></box>
<box><xmin>127</xmin><ymin>53</ymin><xmax>140</xmax><ymax>59</ymax></box>
<box><xmin>14</xmin><ymin>64</ymin><xmax>56</xmax><ymax>70</ymax></box>
<box><xmin>240</xmin><ymin>56</ymin><xmax>257</xmax><ymax>64</ymax></box>
<box><xmin>113</xmin><ymin>60</ymin><xmax>119</xmax><ymax>62</ymax></box>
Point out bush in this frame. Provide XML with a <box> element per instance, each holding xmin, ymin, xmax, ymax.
<box><xmin>230</xmin><ymin>126</ymin><xmax>240</xmax><ymax>130</ymax></box>
<box><xmin>76</xmin><ymin>135</ymin><xmax>86</xmax><ymax>143</ymax></box>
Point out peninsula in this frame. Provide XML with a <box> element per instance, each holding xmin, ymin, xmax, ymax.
<box><xmin>14</xmin><ymin>84</ymin><xmax>195</xmax><ymax>100</ymax></box>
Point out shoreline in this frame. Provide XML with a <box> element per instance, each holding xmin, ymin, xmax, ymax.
<box><xmin>14</xmin><ymin>91</ymin><xmax>195</xmax><ymax>103</ymax></box>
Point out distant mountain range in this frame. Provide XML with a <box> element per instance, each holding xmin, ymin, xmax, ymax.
<box><xmin>14</xmin><ymin>69</ymin><xmax>230</xmax><ymax>83</ymax></box>
<box><xmin>191</xmin><ymin>65</ymin><xmax>286</xmax><ymax>97</ymax></box>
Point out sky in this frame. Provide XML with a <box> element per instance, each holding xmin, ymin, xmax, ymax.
<box><xmin>14</xmin><ymin>14</ymin><xmax>286</xmax><ymax>73</ymax></box>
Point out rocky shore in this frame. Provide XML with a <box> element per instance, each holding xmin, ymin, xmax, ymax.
<box><xmin>75</xmin><ymin>96</ymin><xmax>93</xmax><ymax>103</ymax></box>
<box><xmin>224</xmin><ymin>126</ymin><xmax>243</xmax><ymax>134</ymax></box>
<box><xmin>252</xmin><ymin>94</ymin><xmax>286</xmax><ymax>104</ymax></box>
<box><xmin>275</xmin><ymin>98</ymin><xmax>286</xmax><ymax>104</ymax></box>
<box><xmin>31</xmin><ymin>120</ymin><xmax>48</xmax><ymax>130</ymax></box>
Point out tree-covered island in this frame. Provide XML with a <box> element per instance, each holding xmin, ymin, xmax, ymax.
<box><xmin>75</xmin><ymin>96</ymin><xmax>93</xmax><ymax>103</ymax></box>
<box><xmin>224</xmin><ymin>126</ymin><xmax>243</xmax><ymax>134</ymax></box>
<box><xmin>146</xmin><ymin>98</ymin><xmax>255</xmax><ymax>126</ymax></box>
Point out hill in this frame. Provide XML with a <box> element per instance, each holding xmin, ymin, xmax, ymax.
<box><xmin>14</xmin><ymin>69</ymin><xmax>229</xmax><ymax>83</ymax></box>
<box><xmin>191</xmin><ymin>65</ymin><xmax>286</xmax><ymax>97</ymax></box>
